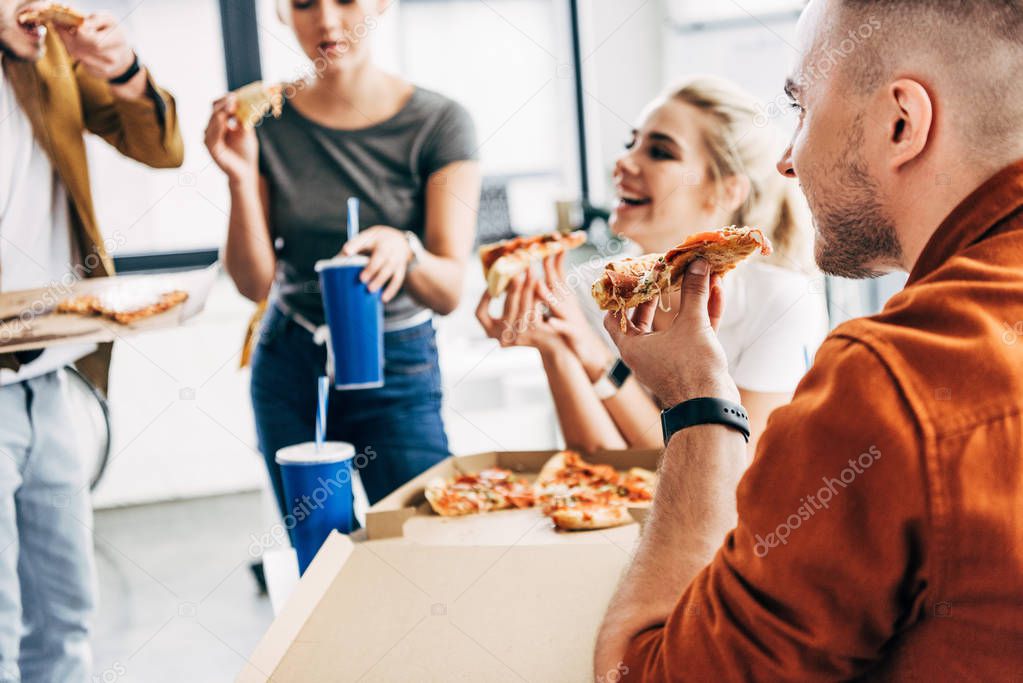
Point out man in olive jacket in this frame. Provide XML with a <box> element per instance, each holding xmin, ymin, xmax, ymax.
<box><xmin>0</xmin><ymin>3</ymin><xmax>183</xmax><ymax>681</ymax></box>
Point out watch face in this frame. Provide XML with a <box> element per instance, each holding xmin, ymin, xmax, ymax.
<box><xmin>609</xmin><ymin>360</ymin><xmax>632</xmax><ymax>388</ymax></box>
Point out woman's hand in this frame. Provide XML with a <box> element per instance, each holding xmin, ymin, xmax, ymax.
<box><xmin>476</xmin><ymin>270</ymin><xmax>565</xmax><ymax>352</ymax></box>
<box><xmin>205</xmin><ymin>95</ymin><xmax>259</xmax><ymax>186</ymax></box>
<box><xmin>341</xmin><ymin>226</ymin><xmax>413</xmax><ymax>303</ymax></box>
<box><xmin>535</xmin><ymin>253</ymin><xmax>615</xmax><ymax>379</ymax></box>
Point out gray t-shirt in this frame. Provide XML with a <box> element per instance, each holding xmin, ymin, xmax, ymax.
<box><xmin>257</xmin><ymin>86</ymin><xmax>477</xmax><ymax>329</ymax></box>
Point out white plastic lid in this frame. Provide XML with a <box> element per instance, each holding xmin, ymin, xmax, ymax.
<box><xmin>315</xmin><ymin>255</ymin><xmax>369</xmax><ymax>272</ymax></box>
<box><xmin>275</xmin><ymin>441</ymin><xmax>356</xmax><ymax>465</ymax></box>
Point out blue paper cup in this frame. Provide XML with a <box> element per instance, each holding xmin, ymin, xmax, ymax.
<box><xmin>276</xmin><ymin>441</ymin><xmax>356</xmax><ymax>575</ymax></box>
<box><xmin>315</xmin><ymin>255</ymin><xmax>384</xmax><ymax>390</ymax></box>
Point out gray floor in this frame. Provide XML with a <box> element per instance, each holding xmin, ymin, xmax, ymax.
<box><xmin>92</xmin><ymin>492</ymin><xmax>274</xmax><ymax>683</ymax></box>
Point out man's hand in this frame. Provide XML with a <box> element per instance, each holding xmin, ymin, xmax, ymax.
<box><xmin>55</xmin><ymin>13</ymin><xmax>144</xmax><ymax>96</ymax></box>
<box><xmin>604</xmin><ymin>258</ymin><xmax>739</xmax><ymax>407</ymax></box>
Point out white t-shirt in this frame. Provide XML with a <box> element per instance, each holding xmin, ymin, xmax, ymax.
<box><xmin>573</xmin><ymin>245</ymin><xmax>829</xmax><ymax>395</ymax></box>
<box><xmin>0</xmin><ymin>59</ymin><xmax>95</xmax><ymax>385</ymax></box>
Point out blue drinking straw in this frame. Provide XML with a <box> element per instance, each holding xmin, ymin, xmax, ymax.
<box><xmin>803</xmin><ymin>345</ymin><xmax>812</xmax><ymax>371</ymax></box>
<box><xmin>315</xmin><ymin>375</ymin><xmax>329</xmax><ymax>452</ymax></box>
<box><xmin>347</xmin><ymin>197</ymin><xmax>360</xmax><ymax>243</ymax></box>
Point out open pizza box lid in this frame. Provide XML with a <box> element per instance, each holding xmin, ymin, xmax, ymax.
<box><xmin>0</xmin><ymin>264</ymin><xmax>219</xmax><ymax>354</ymax></box>
<box><xmin>235</xmin><ymin>532</ymin><xmax>633</xmax><ymax>683</ymax></box>
<box><xmin>365</xmin><ymin>449</ymin><xmax>661</xmax><ymax>545</ymax></box>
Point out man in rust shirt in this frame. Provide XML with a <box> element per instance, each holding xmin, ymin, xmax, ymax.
<box><xmin>595</xmin><ymin>0</ymin><xmax>1023</xmax><ymax>680</ymax></box>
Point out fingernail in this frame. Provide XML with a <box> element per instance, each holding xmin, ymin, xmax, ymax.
<box><xmin>690</xmin><ymin>258</ymin><xmax>708</xmax><ymax>276</ymax></box>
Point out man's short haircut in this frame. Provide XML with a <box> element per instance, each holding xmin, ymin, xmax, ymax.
<box><xmin>828</xmin><ymin>1</ymin><xmax>1023</xmax><ymax>154</ymax></box>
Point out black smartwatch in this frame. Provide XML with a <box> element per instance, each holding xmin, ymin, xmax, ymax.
<box><xmin>661</xmin><ymin>397</ymin><xmax>750</xmax><ymax>444</ymax></box>
<box><xmin>108</xmin><ymin>53</ymin><xmax>141</xmax><ymax>85</ymax></box>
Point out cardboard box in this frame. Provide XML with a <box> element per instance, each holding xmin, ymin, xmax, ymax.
<box><xmin>0</xmin><ymin>265</ymin><xmax>218</xmax><ymax>354</ymax></box>
<box><xmin>236</xmin><ymin>532</ymin><xmax>633</xmax><ymax>683</ymax></box>
<box><xmin>365</xmin><ymin>449</ymin><xmax>662</xmax><ymax>544</ymax></box>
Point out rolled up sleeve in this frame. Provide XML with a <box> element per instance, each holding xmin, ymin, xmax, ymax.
<box><xmin>623</xmin><ymin>335</ymin><xmax>932</xmax><ymax>681</ymax></box>
<box><xmin>76</xmin><ymin>65</ymin><xmax>184</xmax><ymax>168</ymax></box>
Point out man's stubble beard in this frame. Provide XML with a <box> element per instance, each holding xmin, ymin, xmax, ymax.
<box><xmin>808</xmin><ymin>115</ymin><xmax>903</xmax><ymax>279</ymax></box>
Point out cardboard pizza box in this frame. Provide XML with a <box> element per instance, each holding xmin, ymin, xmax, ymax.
<box><xmin>365</xmin><ymin>449</ymin><xmax>661</xmax><ymax>545</ymax></box>
<box><xmin>235</xmin><ymin>532</ymin><xmax>633</xmax><ymax>683</ymax></box>
<box><xmin>0</xmin><ymin>265</ymin><xmax>218</xmax><ymax>354</ymax></box>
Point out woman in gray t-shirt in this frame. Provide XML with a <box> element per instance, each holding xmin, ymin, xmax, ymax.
<box><xmin>204</xmin><ymin>0</ymin><xmax>480</xmax><ymax>518</ymax></box>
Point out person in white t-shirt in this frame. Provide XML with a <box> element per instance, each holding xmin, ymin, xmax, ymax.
<box><xmin>477</xmin><ymin>77</ymin><xmax>829</xmax><ymax>454</ymax></box>
<box><xmin>0</xmin><ymin>4</ymin><xmax>183</xmax><ymax>681</ymax></box>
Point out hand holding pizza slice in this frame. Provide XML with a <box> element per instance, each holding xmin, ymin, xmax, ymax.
<box><xmin>592</xmin><ymin>225</ymin><xmax>772</xmax><ymax>316</ymax></box>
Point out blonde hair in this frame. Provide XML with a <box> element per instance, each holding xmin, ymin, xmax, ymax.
<box><xmin>669</xmin><ymin>76</ymin><xmax>814</xmax><ymax>272</ymax></box>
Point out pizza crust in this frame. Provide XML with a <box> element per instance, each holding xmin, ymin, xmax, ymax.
<box><xmin>548</xmin><ymin>503</ymin><xmax>633</xmax><ymax>531</ymax></box>
<box><xmin>17</xmin><ymin>3</ymin><xmax>85</xmax><ymax>28</ymax></box>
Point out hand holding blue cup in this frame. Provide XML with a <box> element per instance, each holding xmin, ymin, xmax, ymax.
<box><xmin>316</xmin><ymin>256</ymin><xmax>384</xmax><ymax>389</ymax></box>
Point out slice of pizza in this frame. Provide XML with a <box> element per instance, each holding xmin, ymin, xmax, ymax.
<box><xmin>547</xmin><ymin>501</ymin><xmax>635</xmax><ymax>531</ymax></box>
<box><xmin>98</xmin><ymin>290</ymin><xmax>189</xmax><ymax>325</ymax></box>
<box><xmin>57</xmin><ymin>289</ymin><xmax>189</xmax><ymax>325</ymax></box>
<box><xmin>535</xmin><ymin>451</ymin><xmax>658</xmax><ymax>531</ymax></box>
<box><xmin>480</xmin><ymin>230</ymin><xmax>587</xmax><ymax>297</ymax></box>
<box><xmin>425</xmin><ymin>467</ymin><xmax>535</xmax><ymax>517</ymax></box>
<box><xmin>17</xmin><ymin>3</ymin><xmax>85</xmax><ymax>29</ymax></box>
<box><xmin>592</xmin><ymin>225</ymin><xmax>772</xmax><ymax>313</ymax></box>
<box><xmin>232</xmin><ymin>81</ymin><xmax>284</xmax><ymax>129</ymax></box>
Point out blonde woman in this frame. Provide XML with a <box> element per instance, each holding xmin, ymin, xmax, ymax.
<box><xmin>477</xmin><ymin>76</ymin><xmax>827</xmax><ymax>454</ymax></box>
<box><xmin>204</xmin><ymin>0</ymin><xmax>480</xmax><ymax>514</ymax></box>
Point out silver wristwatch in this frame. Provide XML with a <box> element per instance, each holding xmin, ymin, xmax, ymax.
<box><xmin>404</xmin><ymin>231</ymin><xmax>426</xmax><ymax>270</ymax></box>
<box><xmin>592</xmin><ymin>359</ymin><xmax>632</xmax><ymax>400</ymax></box>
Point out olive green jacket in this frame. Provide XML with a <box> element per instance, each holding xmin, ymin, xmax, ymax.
<box><xmin>0</xmin><ymin>30</ymin><xmax>184</xmax><ymax>393</ymax></box>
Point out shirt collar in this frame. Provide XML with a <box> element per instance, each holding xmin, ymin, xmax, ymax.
<box><xmin>908</xmin><ymin>158</ymin><xmax>1023</xmax><ymax>285</ymax></box>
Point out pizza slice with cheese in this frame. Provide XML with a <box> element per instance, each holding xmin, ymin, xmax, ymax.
<box><xmin>57</xmin><ymin>289</ymin><xmax>189</xmax><ymax>325</ymax></box>
<box><xmin>424</xmin><ymin>467</ymin><xmax>535</xmax><ymax>517</ymax></box>
<box><xmin>536</xmin><ymin>450</ymin><xmax>656</xmax><ymax>531</ymax></box>
<box><xmin>480</xmin><ymin>230</ymin><xmax>587</xmax><ymax>297</ymax></box>
<box><xmin>592</xmin><ymin>225</ymin><xmax>772</xmax><ymax>313</ymax></box>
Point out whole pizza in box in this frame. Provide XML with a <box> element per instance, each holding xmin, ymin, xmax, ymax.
<box><xmin>424</xmin><ymin>450</ymin><xmax>656</xmax><ymax>531</ymax></box>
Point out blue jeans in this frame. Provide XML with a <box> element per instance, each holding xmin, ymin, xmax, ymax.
<box><xmin>0</xmin><ymin>371</ymin><xmax>96</xmax><ymax>683</ymax></box>
<box><xmin>250</xmin><ymin>304</ymin><xmax>449</xmax><ymax>518</ymax></box>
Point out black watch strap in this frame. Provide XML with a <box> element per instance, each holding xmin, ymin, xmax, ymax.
<box><xmin>108</xmin><ymin>53</ymin><xmax>141</xmax><ymax>85</ymax></box>
<box><xmin>661</xmin><ymin>397</ymin><xmax>750</xmax><ymax>443</ymax></box>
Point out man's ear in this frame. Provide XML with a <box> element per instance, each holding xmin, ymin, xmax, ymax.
<box><xmin>886</xmin><ymin>79</ymin><xmax>933</xmax><ymax>171</ymax></box>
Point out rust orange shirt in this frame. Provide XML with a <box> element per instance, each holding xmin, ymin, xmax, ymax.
<box><xmin>623</xmin><ymin>160</ymin><xmax>1023</xmax><ymax>680</ymax></box>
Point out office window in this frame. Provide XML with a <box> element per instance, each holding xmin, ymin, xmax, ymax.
<box><xmin>79</xmin><ymin>0</ymin><xmax>229</xmax><ymax>255</ymax></box>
